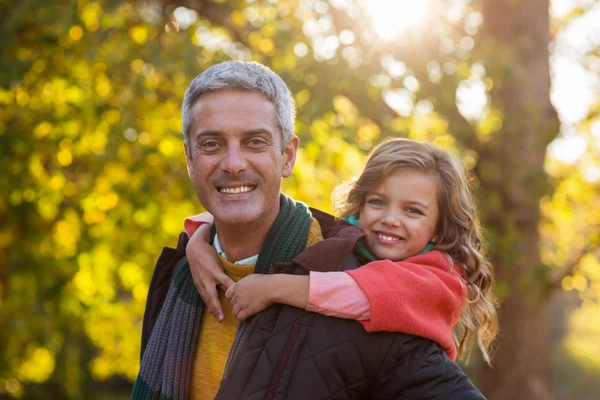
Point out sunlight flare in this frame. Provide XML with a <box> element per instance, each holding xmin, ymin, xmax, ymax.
<box><xmin>365</xmin><ymin>0</ymin><xmax>433</xmax><ymax>39</ymax></box>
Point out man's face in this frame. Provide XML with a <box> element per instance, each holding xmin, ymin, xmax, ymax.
<box><xmin>185</xmin><ymin>90</ymin><xmax>298</xmax><ymax>229</ymax></box>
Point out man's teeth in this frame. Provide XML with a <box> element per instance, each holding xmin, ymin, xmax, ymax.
<box><xmin>377</xmin><ymin>233</ymin><xmax>400</xmax><ymax>241</ymax></box>
<box><xmin>219</xmin><ymin>186</ymin><xmax>254</xmax><ymax>194</ymax></box>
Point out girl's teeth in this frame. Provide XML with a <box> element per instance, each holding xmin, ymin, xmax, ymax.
<box><xmin>378</xmin><ymin>233</ymin><xmax>399</xmax><ymax>241</ymax></box>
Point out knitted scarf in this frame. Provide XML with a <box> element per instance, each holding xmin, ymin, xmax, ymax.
<box><xmin>132</xmin><ymin>194</ymin><xmax>312</xmax><ymax>400</ymax></box>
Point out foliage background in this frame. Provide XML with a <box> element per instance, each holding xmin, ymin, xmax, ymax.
<box><xmin>1</xmin><ymin>0</ymin><xmax>599</xmax><ymax>398</ymax></box>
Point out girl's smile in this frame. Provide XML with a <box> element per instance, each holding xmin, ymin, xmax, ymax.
<box><xmin>374</xmin><ymin>231</ymin><xmax>404</xmax><ymax>242</ymax></box>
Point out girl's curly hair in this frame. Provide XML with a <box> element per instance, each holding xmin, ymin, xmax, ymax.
<box><xmin>333</xmin><ymin>138</ymin><xmax>498</xmax><ymax>364</ymax></box>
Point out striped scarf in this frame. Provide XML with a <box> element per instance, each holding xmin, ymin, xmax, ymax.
<box><xmin>132</xmin><ymin>195</ymin><xmax>313</xmax><ymax>400</ymax></box>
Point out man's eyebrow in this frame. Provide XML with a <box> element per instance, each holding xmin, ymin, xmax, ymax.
<box><xmin>195</xmin><ymin>129</ymin><xmax>222</xmax><ymax>137</ymax></box>
<box><xmin>194</xmin><ymin>128</ymin><xmax>274</xmax><ymax>137</ymax></box>
<box><xmin>242</xmin><ymin>128</ymin><xmax>274</xmax><ymax>136</ymax></box>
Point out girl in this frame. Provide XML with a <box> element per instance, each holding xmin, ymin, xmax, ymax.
<box><xmin>186</xmin><ymin>138</ymin><xmax>497</xmax><ymax>363</ymax></box>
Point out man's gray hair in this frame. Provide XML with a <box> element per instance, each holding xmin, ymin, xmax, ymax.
<box><xmin>182</xmin><ymin>61</ymin><xmax>296</xmax><ymax>152</ymax></box>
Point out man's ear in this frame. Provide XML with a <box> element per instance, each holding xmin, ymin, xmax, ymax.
<box><xmin>184</xmin><ymin>143</ymin><xmax>194</xmax><ymax>182</ymax></box>
<box><xmin>281</xmin><ymin>135</ymin><xmax>299</xmax><ymax>178</ymax></box>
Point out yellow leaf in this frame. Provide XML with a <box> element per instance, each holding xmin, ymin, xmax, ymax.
<box><xmin>34</xmin><ymin>121</ymin><xmax>53</xmax><ymax>138</ymax></box>
<box><xmin>258</xmin><ymin>38</ymin><xmax>275</xmax><ymax>54</ymax></box>
<box><xmin>80</xmin><ymin>2</ymin><xmax>102</xmax><ymax>32</ymax></box>
<box><xmin>130</xmin><ymin>59</ymin><xmax>144</xmax><ymax>74</ymax></box>
<box><xmin>57</xmin><ymin>149</ymin><xmax>73</xmax><ymax>166</ymax></box>
<box><xmin>66</xmin><ymin>86</ymin><xmax>85</xmax><ymax>105</ymax></box>
<box><xmin>129</xmin><ymin>25</ymin><xmax>148</xmax><ymax>44</ymax></box>
<box><xmin>69</xmin><ymin>25</ymin><xmax>84</xmax><ymax>41</ymax></box>
<box><xmin>18</xmin><ymin>348</ymin><xmax>55</xmax><ymax>383</ymax></box>
<box><xmin>231</xmin><ymin>10</ymin><xmax>245</xmax><ymax>27</ymax></box>
<box><xmin>357</xmin><ymin>122</ymin><xmax>381</xmax><ymax>142</ymax></box>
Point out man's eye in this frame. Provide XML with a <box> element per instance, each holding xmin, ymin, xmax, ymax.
<box><xmin>201</xmin><ymin>141</ymin><xmax>219</xmax><ymax>148</ymax></box>
<box><xmin>248</xmin><ymin>139</ymin><xmax>267</xmax><ymax>147</ymax></box>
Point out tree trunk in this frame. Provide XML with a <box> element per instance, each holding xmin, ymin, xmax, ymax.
<box><xmin>479</xmin><ymin>262</ymin><xmax>553</xmax><ymax>400</ymax></box>
<box><xmin>476</xmin><ymin>0</ymin><xmax>559</xmax><ymax>399</ymax></box>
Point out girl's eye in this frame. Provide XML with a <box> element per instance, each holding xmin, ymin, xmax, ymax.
<box><xmin>367</xmin><ymin>199</ymin><xmax>385</xmax><ymax>206</ymax></box>
<box><xmin>407</xmin><ymin>207</ymin><xmax>424</xmax><ymax>215</ymax></box>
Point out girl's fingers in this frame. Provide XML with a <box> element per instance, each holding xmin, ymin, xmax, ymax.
<box><xmin>225</xmin><ymin>284</ymin><xmax>236</xmax><ymax>299</ymax></box>
<box><xmin>236</xmin><ymin>310</ymin><xmax>248</xmax><ymax>321</ymax></box>
<box><xmin>217</xmin><ymin>273</ymin><xmax>235</xmax><ymax>291</ymax></box>
<box><xmin>203</xmin><ymin>284</ymin><xmax>224</xmax><ymax>321</ymax></box>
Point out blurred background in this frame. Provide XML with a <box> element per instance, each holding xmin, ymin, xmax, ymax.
<box><xmin>1</xmin><ymin>0</ymin><xmax>599</xmax><ymax>399</ymax></box>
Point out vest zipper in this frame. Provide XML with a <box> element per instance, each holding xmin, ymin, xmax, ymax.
<box><xmin>265</xmin><ymin>323</ymin><xmax>301</xmax><ymax>400</ymax></box>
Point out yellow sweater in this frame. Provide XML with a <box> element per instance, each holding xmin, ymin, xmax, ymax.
<box><xmin>189</xmin><ymin>218</ymin><xmax>323</xmax><ymax>399</ymax></box>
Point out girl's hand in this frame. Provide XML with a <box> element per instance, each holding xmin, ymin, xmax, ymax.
<box><xmin>225</xmin><ymin>274</ymin><xmax>276</xmax><ymax>321</ymax></box>
<box><xmin>186</xmin><ymin>222</ymin><xmax>234</xmax><ymax>321</ymax></box>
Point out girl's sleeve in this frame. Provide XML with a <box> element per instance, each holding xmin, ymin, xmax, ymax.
<box><xmin>346</xmin><ymin>251</ymin><xmax>466</xmax><ymax>360</ymax></box>
<box><xmin>183</xmin><ymin>212</ymin><xmax>214</xmax><ymax>238</ymax></box>
<box><xmin>306</xmin><ymin>271</ymin><xmax>371</xmax><ymax>320</ymax></box>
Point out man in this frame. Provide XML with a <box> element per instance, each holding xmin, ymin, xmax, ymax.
<box><xmin>133</xmin><ymin>61</ymin><xmax>485</xmax><ymax>399</ymax></box>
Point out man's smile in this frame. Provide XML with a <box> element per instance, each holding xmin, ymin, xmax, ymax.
<box><xmin>217</xmin><ymin>185</ymin><xmax>257</xmax><ymax>194</ymax></box>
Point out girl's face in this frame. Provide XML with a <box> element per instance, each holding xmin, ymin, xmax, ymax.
<box><xmin>358</xmin><ymin>168</ymin><xmax>439</xmax><ymax>261</ymax></box>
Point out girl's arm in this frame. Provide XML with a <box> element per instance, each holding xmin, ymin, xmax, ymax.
<box><xmin>224</xmin><ymin>271</ymin><xmax>371</xmax><ymax>321</ymax></box>
<box><xmin>306</xmin><ymin>271</ymin><xmax>371</xmax><ymax>319</ymax></box>
<box><xmin>185</xmin><ymin>212</ymin><xmax>234</xmax><ymax>321</ymax></box>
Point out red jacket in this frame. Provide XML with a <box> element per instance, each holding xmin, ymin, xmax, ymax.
<box><xmin>347</xmin><ymin>251</ymin><xmax>466</xmax><ymax>360</ymax></box>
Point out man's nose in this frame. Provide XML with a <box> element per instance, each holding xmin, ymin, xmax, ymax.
<box><xmin>221</xmin><ymin>145</ymin><xmax>247</xmax><ymax>176</ymax></box>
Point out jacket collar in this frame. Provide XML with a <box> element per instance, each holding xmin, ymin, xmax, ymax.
<box><xmin>287</xmin><ymin>208</ymin><xmax>365</xmax><ymax>272</ymax></box>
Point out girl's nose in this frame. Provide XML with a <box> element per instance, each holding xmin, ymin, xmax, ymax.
<box><xmin>381</xmin><ymin>212</ymin><xmax>401</xmax><ymax>228</ymax></box>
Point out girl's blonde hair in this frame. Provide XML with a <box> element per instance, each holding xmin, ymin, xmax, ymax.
<box><xmin>333</xmin><ymin>138</ymin><xmax>498</xmax><ymax>364</ymax></box>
